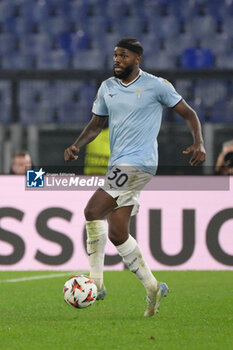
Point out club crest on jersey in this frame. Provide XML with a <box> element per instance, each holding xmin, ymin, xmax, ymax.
<box><xmin>134</xmin><ymin>89</ymin><xmax>145</xmax><ymax>98</ymax></box>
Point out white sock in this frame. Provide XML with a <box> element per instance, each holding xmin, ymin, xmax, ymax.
<box><xmin>86</xmin><ymin>220</ymin><xmax>107</xmax><ymax>289</ymax></box>
<box><xmin>116</xmin><ymin>235</ymin><xmax>158</xmax><ymax>294</ymax></box>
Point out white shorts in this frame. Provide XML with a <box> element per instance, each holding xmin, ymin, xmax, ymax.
<box><xmin>101</xmin><ymin>164</ymin><xmax>153</xmax><ymax>216</ymax></box>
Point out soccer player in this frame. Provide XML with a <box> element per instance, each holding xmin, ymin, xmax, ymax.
<box><xmin>64</xmin><ymin>38</ymin><xmax>206</xmax><ymax>317</ymax></box>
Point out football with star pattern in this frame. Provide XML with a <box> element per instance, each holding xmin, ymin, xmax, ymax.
<box><xmin>63</xmin><ymin>275</ymin><xmax>97</xmax><ymax>309</ymax></box>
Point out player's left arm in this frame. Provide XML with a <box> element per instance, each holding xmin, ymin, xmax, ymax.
<box><xmin>173</xmin><ymin>99</ymin><xmax>206</xmax><ymax>166</ymax></box>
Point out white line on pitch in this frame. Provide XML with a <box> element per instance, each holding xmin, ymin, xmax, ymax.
<box><xmin>0</xmin><ymin>271</ymin><xmax>88</xmax><ymax>283</ymax></box>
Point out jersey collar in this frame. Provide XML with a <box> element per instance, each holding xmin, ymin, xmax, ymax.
<box><xmin>120</xmin><ymin>69</ymin><xmax>142</xmax><ymax>87</ymax></box>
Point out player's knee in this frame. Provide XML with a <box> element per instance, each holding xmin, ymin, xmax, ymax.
<box><xmin>84</xmin><ymin>206</ymin><xmax>98</xmax><ymax>221</ymax></box>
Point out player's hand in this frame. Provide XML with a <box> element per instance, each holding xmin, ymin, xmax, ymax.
<box><xmin>64</xmin><ymin>145</ymin><xmax>79</xmax><ymax>162</ymax></box>
<box><xmin>182</xmin><ymin>143</ymin><xmax>206</xmax><ymax>166</ymax></box>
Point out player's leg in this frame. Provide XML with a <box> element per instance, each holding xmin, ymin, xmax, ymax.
<box><xmin>85</xmin><ymin>187</ymin><xmax>118</xmax><ymax>221</ymax></box>
<box><xmin>84</xmin><ymin>188</ymin><xmax>118</xmax><ymax>298</ymax></box>
<box><xmin>107</xmin><ymin>206</ymin><xmax>168</xmax><ymax>316</ymax></box>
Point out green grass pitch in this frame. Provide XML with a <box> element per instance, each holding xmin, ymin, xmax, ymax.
<box><xmin>0</xmin><ymin>270</ymin><xmax>232</xmax><ymax>350</ymax></box>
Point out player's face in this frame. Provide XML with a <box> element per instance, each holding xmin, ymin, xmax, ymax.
<box><xmin>113</xmin><ymin>47</ymin><xmax>140</xmax><ymax>79</ymax></box>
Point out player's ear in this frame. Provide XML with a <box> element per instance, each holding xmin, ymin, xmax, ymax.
<box><xmin>136</xmin><ymin>55</ymin><xmax>142</xmax><ymax>65</ymax></box>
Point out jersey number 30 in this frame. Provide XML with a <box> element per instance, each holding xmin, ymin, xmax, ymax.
<box><xmin>107</xmin><ymin>167</ymin><xmax>128</xmax><ymax>187</ymax></box>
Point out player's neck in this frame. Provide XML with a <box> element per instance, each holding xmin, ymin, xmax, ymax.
<box><xmin>121</xmin><ymin>68</ymin><xmax>140</xmax><ymax>85</ymax></box>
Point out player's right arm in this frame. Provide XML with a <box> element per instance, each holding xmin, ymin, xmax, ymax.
<box><xmin>64</xmin><ymin>114</ymin><xmax>108</xmax><ymax>162</ymax></box>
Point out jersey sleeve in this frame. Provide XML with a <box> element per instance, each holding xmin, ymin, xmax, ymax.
<box><xmin>157</xmin><ymin>78</ymin><xmax>182</xmax><ymax>107</ymax></box>
<box><xmin>92</xmin><ymin>82</ymin><xmax>108</xmax><ymax>116</ymax></box>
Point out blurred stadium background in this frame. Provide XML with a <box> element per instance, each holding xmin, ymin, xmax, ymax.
<box><xmin>0</xmin><ymin>4</ymin><xmax>232</xmax><ymax>348</ymax></box>
<box><xmin>0</xmin><ymin>0</ymin><xmax>232</xmax><ymax>173</ymax></box>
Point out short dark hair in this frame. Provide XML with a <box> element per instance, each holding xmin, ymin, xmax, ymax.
<box><xmin>116</xmin><ymin>38</ymin><xmax>143</xmax><ymax>56</ymax></box>
<box><xmin>12</xmin><ymin>150</ymin><xmax>30</xmax><ymax>159</ymax></box>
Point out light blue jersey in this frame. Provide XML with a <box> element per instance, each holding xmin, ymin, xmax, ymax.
<box><xmin>92</xmin><ymin>70</ymin><xmax>182</xmax><ymax>175</ymax></box>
